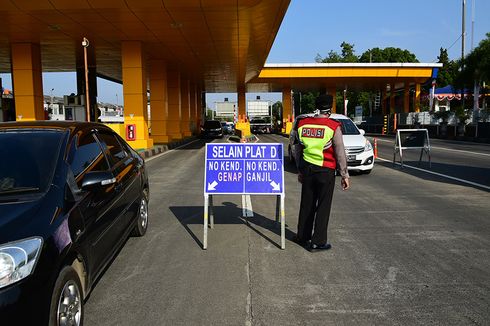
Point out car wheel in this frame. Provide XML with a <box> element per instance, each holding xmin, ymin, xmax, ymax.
<box><xmin>132</xmin><ymin>189</ymin><xmax>149</xmax><ymax>237</ymax></box>
<box><xmin>363</xmin><ymin>169</ymin><xmax>372</xmax><ymax>175</ymax></box>
<box><xmin>49</xmin><ymin>266</ymin><xmax>84</xmax><ymax>326</ymax></box>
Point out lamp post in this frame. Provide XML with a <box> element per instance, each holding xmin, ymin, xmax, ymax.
<box><xmin>82</xmin><ymin>37</ymin><xmax>90</xmax><ymax>122</ymax></box>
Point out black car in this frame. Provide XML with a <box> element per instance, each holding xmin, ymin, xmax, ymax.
<box><xmin>200</xmin><ymin>120</ymin><xmax>223</xmax><ymax>138</ymax></box>
<box><xmin>0</xmin><ymin>121</ymin><xmax>149</xmax><ymax>325</ymax></box>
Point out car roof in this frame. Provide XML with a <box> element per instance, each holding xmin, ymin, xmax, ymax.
<box><xmin>295</xmin><ymin>113</ymin><xmax>350</xmax><ymax>121</ymax></box>
<box><xmin>0</xmin><ymin>121</ymin><xmax>113</xmax><ymax>135</ymax></box>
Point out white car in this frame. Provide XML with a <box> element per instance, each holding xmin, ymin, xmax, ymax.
<box><xmin>288</xmin><ymin>113</ymin><xmax>374</xmax><ymax>174</ymax></box>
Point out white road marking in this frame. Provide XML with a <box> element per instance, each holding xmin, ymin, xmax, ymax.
<box><xmin>242</xmin><ymin>194</ymin><xmax>254</xmax><ymax>217</ymax></box>
<box><xmin>145</xmin><ymin>139</ymin><xmax>201</xmax><ymax>162</ymax></box>
<box><xmin>376</xmin><ymin>157</ymin><xmax>490</xmax><ymax>191</ymax></box>
<box><xmin>373</xmin><ymin>138</ymin><xmax>490</xmax><ymax>157</ymax></box>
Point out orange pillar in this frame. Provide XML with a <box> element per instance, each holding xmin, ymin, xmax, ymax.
<box><xmin>390</xmin><ymin>83</ymin><xmax>396</xmax><ymax>114</ymax></box>
<box><xmin>197</xmin><ymin>86</ymin><xmax>202</xmax><ymax>128</ymax></box>
<box><xmin>403</xmin><ymin>83</ymin><xmax>410</xmax><ymax>113</ymax></box>
<box><xmin>121</xmin><ymin>41</ymin><xmax>153</xmax><ymax>149</ymax></box>
<box><xmin>11</xmin><ymin>43</ymin><xmax>44</xmax><ymax>121</ymax></box>
<box><xmin>149</xmin><ymin>60</ymin><xmax>171</xmax><ymax>143</ymax></box>
<box><xmin>189</xmin><ymin>82</ymin><xmax>197</xmax><ymax>134</ymax></box>
<box><xmin>180</xmin><ymin>77</ymin><xmax>192</xmax><ymax>137</ymax></box>
<box><xmin>282</xmin><ymin>85</ymin><xmax>292</xmax><ymax>119</ymax></box>
<box><xmin>238</xmin><ymin>86</ymin><xmax>246</xmax><ymax>121</ymax></box>
<box><xmin>167</xmin><ymin>68</ymin><xmax>182</xmax><ymax>140</ymax></box>
<box><xmin>328</xmin><ymin>86</ymin><xmax>336</xmax><ymax>113</ymax></box>
<box><xmin>415</xmin><ymin>83</ymin><xmax>421</xmax><ymax>112</ymax></box>
<box><xmin>382</xmin><ymin>86</ymin><xmax>388</xmax><ymax>115</ymax></box>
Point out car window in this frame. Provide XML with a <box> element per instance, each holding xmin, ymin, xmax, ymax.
<box><xmin>337</xmin><ymin>118</ymin><xmax>360</xmax><ymax>135</ymax></box>
<box><xmin>204</xmin><ymin>121</ymin><xmax>221</xmax><ymax>129</ymax></box>
<box><xmin>67</xmin><ymin>133</ymin><xmax>110</xmax><ymax>186</ymax></box>
<box><xmin>96</xmin><ymin>131</ymin><xmax>129</xmax><ymax>166</ymax></box>
<box><xmin>0</xmin><ymin>130</ymin><xmax>64</xmax><ymax>194</ymax></box>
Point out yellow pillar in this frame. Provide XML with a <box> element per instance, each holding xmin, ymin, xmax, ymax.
<box><xmin>282</xmin><ymin>85</ymin><xmax>293</xmax><ymax>134</ymax></box>
<box><xmin>196</xmin><ymin>86</ymin><xmax>202</xmax><ymax>129</ymax></box>
<box><xmin>390</xmin><ymin>83</ymin><xmax>396</xmax><ymax>114</ymax></box>
<box><xmin>121</xmin><ymin>41</ymin><xmax>153</xmax><ymax>149</ymax></box>
<box><xmin>382</xmin><ymin>86</ymin><xmax>388</xmax><ymax>115</ymax></box>
<box><xmin>238</xmin><ymin>86</ymin><xmax>246</xmax><ymax>121</ymax></box>
<box><xmin>149</xmin><ymin>60</ymin><xmax>171</xmax><ymax>143</ymax></box>
<box><xmin>180</xmin><ymin>77</ymin><xmax>192</xmax><ymax>137</ymax></box>
<box><xmin>167</xmin><ymin>68</ymin><xmax>182</xmax><ymax>140</ymax></box>
<box><xmin>189</xmin><ymin>82</ymin><xmax>197</xmax><ymax>134</ymax></box>
<box><xmin>403</xmin><ymin>83</ymin><xmax>410</xmax><ymax>113</ymax></box>
<box><xmin>328</xmin><ymin>86</ymin><xmax>336</xmax><ymax>113</ymax></box>
<box><xmin>11</xmin><ymin>43</ymin><xmax>44</xmax><ymax>121</ymax></box>
<box><xmin>415</xmin><ymin>83</ymin><xmax>421</xmax><ymax>112</ymax></box>
<box><xmin>235</xmin><ymin>86</ymin><xmax>250</xmax><ymax>137</ymax></box>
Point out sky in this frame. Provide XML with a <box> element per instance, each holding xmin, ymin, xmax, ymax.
<box><xmin>1</xmin><ymin>0</ymin><xmax>489</xmax><ymax>107</ymax></box>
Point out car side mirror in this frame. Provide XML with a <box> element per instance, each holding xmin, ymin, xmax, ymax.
<box><xmin>359</xmin><ymin>129</ymin><xmax>366</xmax><ymax>136</ymax></box>
<box><xmin>81</xmin><ymin>171</ymin><xmax>116</xmax><ymax>191</ymax></box>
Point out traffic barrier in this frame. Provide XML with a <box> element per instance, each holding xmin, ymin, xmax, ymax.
<box><xmin>373</xmin><ymin>138</ymin><xmax>378</xmax><ymax>158</ymax></box>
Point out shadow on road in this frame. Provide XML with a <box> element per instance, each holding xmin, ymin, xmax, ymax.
<box><xmin>169</xmin><ymin>201</ymin><xmax>298</xmax><ymax>249</ymax></box>
<box><xmin>376</xmin><ymin>160</ymin><xmax>490</xmax><ymax>192</ymax></box>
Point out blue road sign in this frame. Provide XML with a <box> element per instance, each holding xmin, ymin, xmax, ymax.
<box><xmin>204</xmin><ymin>143</ymin><xmax>284</xmax><ymax>195</ymax></box>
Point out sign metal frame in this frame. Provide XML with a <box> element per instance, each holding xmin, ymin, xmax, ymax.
<box><xmin>393</xmin><ymin>128</ymin><xmax>431</xmax><ymax>168</ymax></box>
<box><xmin>203</xmin><ymin>143</ymin><xmax>285</xmax><ymax>250</ymax></box>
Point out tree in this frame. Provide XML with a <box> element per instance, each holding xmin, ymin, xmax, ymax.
<box><xmin>436</xmin><ymin>48</ymin><xmax>458</xmax><ymax>87</ymax></box>
<box><xmin>455</xmin><ymin>32</ymin><xmax>490</xmax><ymax>90</ymax></box>
<box><xmin>359</xmin><ymin>47</ymin><xmax>418</xmax><ymax>63</ymax></box>
<box><xmin>271</xmin><ymin>101</ymin><xmax>282</xmax><ymax>129</ymax></box>
<box><xmin>316</xmin><ymin>42</ymin><xmax>358</xmax><ymax>63</ymax></box>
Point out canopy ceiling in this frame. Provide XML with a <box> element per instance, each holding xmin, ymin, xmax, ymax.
<box><xmin>0</xmin><ymin>0</ymin><xmax>290</xmax><ymax>92</ymax></box>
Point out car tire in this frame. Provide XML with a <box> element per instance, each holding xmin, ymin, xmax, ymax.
<box><xmin>49</xmin><ymin>266</ymin><xmax>84</xmax><ymax>326</ymax></box>
<box><xmin>132</xmin><ymin>189</ymin><xmax>149</xmax><ymax>237</ymax></box>
<box><xmin>363</xmin><ymin>169</ymin><xmax>372</xmax><ymax>175</ymax></box>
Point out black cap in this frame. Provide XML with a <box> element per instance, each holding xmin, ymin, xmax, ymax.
<box><xmin>315</xmin><ymin>94</ymin><xmax>333</xmax><ymax>113</ymax></box>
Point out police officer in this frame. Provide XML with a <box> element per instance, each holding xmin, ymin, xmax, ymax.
<box><xmin>294</xmin><ymin>94</ymin><xmax>350</xmax><ymax>251</ymax></box>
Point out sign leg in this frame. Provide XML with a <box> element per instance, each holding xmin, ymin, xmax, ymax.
<box><xmin>400</xmin><ymin>147</ymin><xmax>404</xmax><ymax>168</ymax></box>
<box><xmin>280</xmin><ymin>194</ymin><xmax>285</xmax><ymax>250</ymax></box>
<box><xmin>275</xmin><ymin>195</ymin><xmax>280</xmax><ymax>224</ymax></box>
<box><xmin>203</xmin><ymin>195</ymin><xmax>208</xmax><ymax>250</ymax></box>
<box><xmin>209</xmin><ymin>195</ymin><xmax>215</xmax><ymax>229</ymax></box>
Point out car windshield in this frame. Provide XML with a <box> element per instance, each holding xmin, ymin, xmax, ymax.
<box><xmin>336</xmin><ymin>118</ymin><xmax>360</xmax><ymax>135</ymax></box>
<box><xmin>0</xmin><ymin>130</ymin><xmax>64</xmax><ymax>195</ymax></box>
<box><xmin>204</xmin><ymin>121</ymin><xmax>221</xmax><ymax>129</ymax></box>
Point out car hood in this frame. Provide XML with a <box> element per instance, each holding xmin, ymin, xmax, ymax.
<box><xmin>0</xmin><ymin>197</ymin><xmax>44</xmax><ymax>242</ymax></box>
<box><xmin>342</xmin><ymin>134</ymin><xmax>367</xmax><ymax>148</ymax></box>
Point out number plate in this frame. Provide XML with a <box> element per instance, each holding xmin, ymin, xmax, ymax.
<box><xmin>347</xmin><ymin>154</ymin><xmax>356</xmax><ymax>161</ymax></box>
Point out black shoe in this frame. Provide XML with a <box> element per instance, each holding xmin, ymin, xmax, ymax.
<box><xmin>308</xmin><ymin>243</ymin><xmax>332</xmax><ymax>252</ymax></box>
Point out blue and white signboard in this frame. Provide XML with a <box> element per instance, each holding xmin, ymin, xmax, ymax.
<box><xmin>204</xmin><ymin>143</ymin><xmax>284</xmax><ymax>195</ymax></box>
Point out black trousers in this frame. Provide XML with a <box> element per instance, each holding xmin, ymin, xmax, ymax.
<box><xmin>297</xmin><ymin>164</ymin><xmax>336</xmax><ymax>245</ymax></box>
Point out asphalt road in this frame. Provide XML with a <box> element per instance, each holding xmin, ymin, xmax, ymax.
<box><xmin>84</xmin><ymin>134</ymin><xmax>490</xmax><ymax>326</ymax></box>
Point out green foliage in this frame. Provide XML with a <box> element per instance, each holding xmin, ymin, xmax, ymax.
<box><xmin>455</xmin><ymin>32</ymin><xmax>490</xmax><ymax>88</ymax></box>
<box><xmin>359</xmin><ymin>47</ymin><xmax>418</xmax><ymax>63</ymax></box>
<box><xmin>433</xmin><ymin>110</ymin><xmax>451</xmax><ymax>122</ymax></box>
<box><xmin>436</xmin><ymin>48</ymin><xmax>458</xmax><ymax>87</ymax></box>
<box><xmin>316</xmin><ymin>42</ymin><xmax>358</xmax><ymax>63</ymax></box>
<box><xmin>271</xmin><ymin>101</ymin><xmax>282</xmax><ymax>127</ymax></box>
<box><xmin>299</xmin><ymin>92</ymin><xmax>319</xmax><ymax>113</ymax></box>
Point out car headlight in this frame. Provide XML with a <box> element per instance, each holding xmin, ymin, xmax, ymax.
<box><xmin>0</xmin><ymin>237</ymin><xmax>43</xmax><ymax>289</ymax></box>
<box><xmin>365</xmin><ymin>139</ymin><xmax>373</xmax><ymax>151</ymax></box>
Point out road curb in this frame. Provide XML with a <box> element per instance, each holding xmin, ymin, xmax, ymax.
<box><xmin>137</xmin><ymin>136</ymin><xmax>198</xmax><ymax>159</ymax></box>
